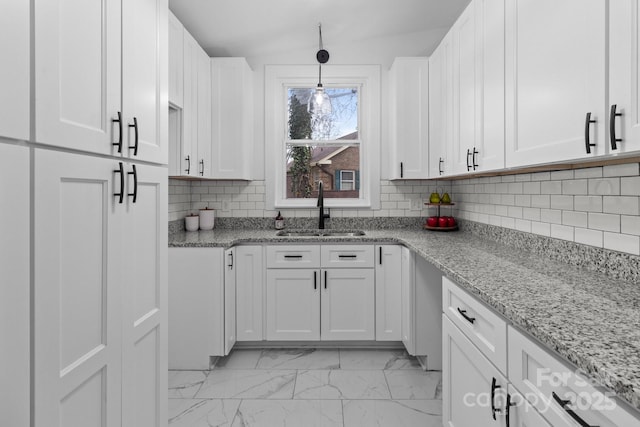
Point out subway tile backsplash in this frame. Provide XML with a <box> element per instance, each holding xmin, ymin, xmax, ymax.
<box><xmin>451</xmin><ymin>163</ymin><xmax>640</xmax><ymax>256</ymax></box>
<box><xmin>169</xmin><ymin>162</ymin><xmax>640</xmax><ymax>256</ymax></box>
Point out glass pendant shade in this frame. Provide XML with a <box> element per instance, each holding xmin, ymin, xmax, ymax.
<box><xmin>308</xmin><ymin>84</ymin><xmax>332</xmax><ymax>116</ymax></box>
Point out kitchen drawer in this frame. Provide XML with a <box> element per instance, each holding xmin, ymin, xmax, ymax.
<box><xmin>442</xmin><ymin>277</ymin><xmax>507</xmax><ymax>374</ymax></box>
<box><xmin>266</xmin><ymin>245</ymin><xmax>320</xmax><ymax>268</ymax></box>
<box><xmin>508</xmin><ymin>326</ymin><xmax>640</xmax><ymax>427</ymax></box>
<box><xmin>320</xmin><ymin>245</ymin><xmax>374</xmax><ymax>268</ymax></box>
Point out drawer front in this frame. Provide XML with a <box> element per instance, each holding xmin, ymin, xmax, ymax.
<box><xmin>442</xmin><ymin>277</ymin><xmax>507</xmax><ymax>374</ymax></box>
<box><xmin>508</xmin><ymin>326</ymin><xmax>640</xmax><ymax>427</ymax></box>
<box><xmin>266</xmin><ymin>245</ymin><xmax>320</xmax><ymax>268</ymax></box>
<box><xmin>320</xmin><ymin>245</ymin><xmax>374</xmax><ymax>268</ymax></box>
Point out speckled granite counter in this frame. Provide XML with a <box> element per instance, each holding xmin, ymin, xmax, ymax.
<box><xmin>169</xmin><ymin>228</ymin><xmax>640</xmax><ymax>412</ymax></box>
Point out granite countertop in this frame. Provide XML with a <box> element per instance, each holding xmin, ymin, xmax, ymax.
<box><xmin>169</xmin><ymin>228</ymin><xmax>640</xmax><ymax>412</ymax></box>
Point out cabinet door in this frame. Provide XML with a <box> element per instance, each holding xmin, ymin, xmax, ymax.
<box><xmin>33</xmin><ymin>150</ymin><xmax>122</xmax><ymax>427</ymax></box>
<box><xmin>389</xmin><ymin>58</ymin><xmax>430</xmax><ymax>179</ymax></box>
<box><xmin>375</xmin><ymin>245</ymin><xmax>402</xmax><ymax>341</ymax></box>
<box><xmin>224</xmin><ymin>248</ymin><xmax>237</xmax><ymax>354</ymax></box>
<box><xmin>0</xmin><ymin>2</ymin><xmax>29</xmax><ymax>140</ymax></box>
<box><xmin>476</xmin><ymin>0</ymin><xmax>505</xmax><ymax>172</ymax></box>
<box><xmin>452</xmin><ymin>1</ymin><xmax>478</xmax><ymax>175</ymax></box>
<box><xmin>443</xmin><ymin>316</ymin><xmax>507</xmax><ymax>427</ymax></box>
<box><xmin>505</xmin><ymin>0</ymin><xmax>607</xmax><ymax>167</ymax></box>
<box><xmin>122</xmin><ymin>0</ymin><xmax>168</xmax><ymax>164</ymax></box>
<box><xmin>168</xmin><ymin>247</ymin><xmax>224</xmax><ymax>369</ymax></box>
<box><xmin>34</xmin><ymin>0</ymin><xmax>121</xmax><ymax>154</ymax></box>
<box><xmin>121</xmin><ymin>162</ymin><xmax>167</xmax><ymax>427</ymax></box>
<box><xmin>168</xmin><ymin>11</ymin><xmax>184</xmax><ymax>109</ymax></box>
<box><xmin>211</xmin><ymin>58</ymin><xmax>253</xmax><ymax>180</ymax></box>
<box><xmin>507</xmin><ymin>385</ymin><xmax>552</xmax><ymax>427</ymax></box>
<box><xmin>609</xmin><ymin>0</ymin><xmax>640</xmax><ymax>154</ymax></box>
<box><xmin>429</xmin><ymin>34</ymin><xmax>454</xmax><ymax>178</ymax></box>
<box><xmin>0</xmin><ymin>144</ymin><xmax>29</xmax><ymax>427</ymax></box>
<box><xmin>182</xmin><ymin>30</ymin><xmax>199</xmax><ymax>177</ymax></box>
<box><xmin>197</xmin><ymin>46</ymin><xmax>213</xmax><ymax>178</ymax></box>
<box><xmin>508</xmin><ymin>326</ymin><xmax>640</xmax><ymax>427</ymax></box>
<box><xmin>321</xmin><ymin>268</ymin><xmax>375</xmax><ymax>340</ymax></box>
<box><xmin>266</xmin><ymin>269</ymin><xmax>320</xmax><ymax>340</ymax></box>
<box><xmin>236</xmin><ymin>246</ymin><xmax>264</xmax><ymax>341</ymax></box>
<box><xmin>401</xmin><ymin>247</ymin><xmax>415</xmax><ymax>354</ymax></box>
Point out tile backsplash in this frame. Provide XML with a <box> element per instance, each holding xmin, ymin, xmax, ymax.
<box><xmin>169</xmin><ymin>162</ymin><xmax>640</xmax><ymax>256</ymax></box>
<box><xmin>169</xmin><ymin>179</ymin><xmax>451</xmax><ymax>221</ymax></box>
<box><xmin>451</xmin><ymin>163</ymin><xmax>640</xmax><ymax>256</ymax></box>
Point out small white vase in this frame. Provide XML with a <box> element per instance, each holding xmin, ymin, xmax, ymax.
<box><xmin>185</xmin><ymin>215</ymin><xmax>199</xmax><ymax>231</ymax></box>
<box><xmin>199</xmin><ymin>209</ymin><xmax>215</xmax><ymax>230</ymax></box>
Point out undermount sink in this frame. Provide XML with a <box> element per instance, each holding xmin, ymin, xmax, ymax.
<box><xmin>275</xmin><ymin>230</ymin><xmax>366</xmax><ymax>237</ymax></box>
<box><xmin>321</xmin><ymin>231</ymin><xmax>366</xmax><ymax>237</ymax></box>
<box><xmin>275</xmin><ymin>230</ymin><xmax>321</xmax><ymax>237</ymax></box>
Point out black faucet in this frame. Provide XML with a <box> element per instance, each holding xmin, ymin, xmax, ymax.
<box><xmin>317</xmin><ymin>181</ymin><xmax>330</xmax><ymax>229</ymax></box>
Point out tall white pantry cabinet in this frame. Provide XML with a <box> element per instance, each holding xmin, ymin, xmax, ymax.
<box><xmin>1</xmin><ymin>0</ymin><xmax>169</xmax><ymax>426</ymax></box>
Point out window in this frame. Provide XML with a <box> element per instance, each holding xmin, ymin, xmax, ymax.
<box><xmin>266</xmin><ymin>65</ymin><xmax>380</xmax><ymax>209</ymax></box>
<box><xmin>286</xmin><ymin>87</ymin><xmax>359</xmax><ymax>199</ymax></box>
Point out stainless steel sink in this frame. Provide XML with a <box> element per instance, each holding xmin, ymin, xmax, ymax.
<box><xmin>275</xmin><ymin>230</ymin><xmax>365</xmax><ymax>237</ymax></box>
<box><xmin>321</xmin><ymin>231</ymin><xmax>366</xmax><ymax>237</ymax></box>
<box><xmin>275</xmin><ymin>230</ymin><xmax>321</xmax><ymax>237</ymax></box>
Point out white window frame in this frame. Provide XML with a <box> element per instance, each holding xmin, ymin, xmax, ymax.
<box><xmin>265</xmin><ymin>65</ymin><xmax>380</xmax><ymax>209</ymax></box>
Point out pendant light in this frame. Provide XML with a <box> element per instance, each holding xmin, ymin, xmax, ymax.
<box><xmin>308</xmin><ymin>23</ymin><xmax>332</xmax><ymax>117</ymax></box>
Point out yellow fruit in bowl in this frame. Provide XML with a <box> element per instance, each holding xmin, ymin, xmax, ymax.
<box><xmin>429</xmin><ymin>192</ymin><xmax>441</xmax><ymax>203</ymax></box>
<box><xmin>441</xmin><ymin>192</ymin><xmax>451</xmax><ymax>204</ymax></box>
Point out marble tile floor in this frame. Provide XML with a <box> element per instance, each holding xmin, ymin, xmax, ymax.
<box><xmin>168</xmin><ymin>348</ymin><xmax>442</xmax><ymax>427</ymax></box>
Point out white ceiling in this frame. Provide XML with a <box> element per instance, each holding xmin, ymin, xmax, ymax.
<box><xmin>169</xmin><ymin>0</ymin><xmax>471</xmax><ymax>59</ymax></box>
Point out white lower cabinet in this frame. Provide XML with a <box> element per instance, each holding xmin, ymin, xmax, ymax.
<box><xmin>443</xmin><ymin>315</ymin><xmax>508</xmax><ymax>426</ymax></box>
<box><xmin>235</xmin><ymin>246</ymin><xmax>264</xmax><ymax>341</ymax></box>
<box><xmin>402</xmin><ymin>249</ymin><xmax>443</xmax><ymax>369</ymax></box>
<box><xmin>375</xmin><ymin>245</ymin><xmax>402</xmax><ymax>341</ymax></box>
<box><xmin>33</xmin><ymin>149</ymin><xmax>167</xmax><ymax>427</ymax></box>
<box><xmin>0</xmin><ymin>143</ymin><xmax>29</xmax><ymax>427</ymax></box>
<box><xmin>444</xmin><ymin>277</ymin><xmax>640</xmax><ymax>427</ymax></box>
<box><xmin>224</xmin><ymin>248</ymin><xmax>237</xmax><ymax>354</ymax></box>
<box><xmin>508</xmin><ymin>326</ymin><xmax>640</xmax><ymax>427</ymax></box>
<box><xmin>266</xmin><ymin>268</ymin><xmax>321</xmax><ymax>340</ymax></box>
<box><xmin>265</xmin><ymin>245</ymin><xmax>375</xmax><ymax>341</ymax></box>
<box><xmin>321</xmin><ymin>268</ymin><xmax>375</xmax><ymax>340</ymax></box>
<box><xmin>507</xmin><ymin>385</ymin><xmax>552</xmax><ymax>427</ymax></box>
<box><xmin>168</xmin><ymin>247</ymin><xmax>224</xmax><ymax>369</ymax></box>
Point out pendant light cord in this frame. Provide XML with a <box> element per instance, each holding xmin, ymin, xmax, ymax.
<box><xmin>318</xmin><ymin>23</ymin><xmax>323</xmax><ymax>86</ymax></box>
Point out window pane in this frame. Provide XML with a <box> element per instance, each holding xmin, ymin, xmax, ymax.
<box><xmin>286</xmin><ymin>144</ymin><xmax>359</xmax><ymax>199</ymax></box>
<box><xmin>288</xmin><ymin>88</ymin><xmax>358</xmax><ymax>141</ymax></box>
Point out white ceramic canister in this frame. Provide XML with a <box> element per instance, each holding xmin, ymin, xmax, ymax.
<box><xmin>199</xmin><ymin>208</ymin><xmax>215</xmax><ymax>230</ymax></box>
<box><xmin>185</xmin><ymin>215</ymin><xmax>199</xmax><ymax>231</ymax></box>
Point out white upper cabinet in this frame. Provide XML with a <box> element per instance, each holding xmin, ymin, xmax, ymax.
<box><xmin>168</xmin><ymin>11</ymin><xmax>184</xmax><ymax>109</ymax></box>
<box><xmin>182</xmin><ymin>30</ymin><xmax>199</xmax><ymax>177</ymax></box>
<box><xmin>35</xmin><ymin>0</ymin><xmax>121</xmax><ymax>155</ymax></box>
<box><xmin>451</xmin><ymin>1</ymin><xmax>478</xmax><ymax>175</ymax></box>
<box><xmin>168</xmin><ymin>20</ymin><xmax>212</xmax><ymax>178</ymax></box>
<box><xmin>609</xmin><ymin>0</ymin><xmax>640</xmax><ymax>155</ymax></box>
<box><xmin>210</xmin><ymin>58</ymin><xmax>254</xmax><ymax>180</ymax></box>
<box><xmin>122</xmin><ymin>0</ymin><xmax>168</xmax><ymax>164</ymax></box>
<box><xmin>389</xmin><ymin>57</ymin><xmax>430</xmax><ymax>179</ymax></box>
<box><xmin>35</xmin><ymin>0</ymin><xmax>168</xmax><ymax>164</ymax></box>
<box><xmin>197</xmin><ymin>48</ymin><xmax>213</xmax><ymax>178</ymax></box>
<box><xmin>429</xmin><ymin>33</ymin><xmax>454</xmax><ymax>178</ymax></box>
<box><xmin>505</xmin><ymin>0</ymin><xmax>607</xmax><ymax>167</ymax></box>
<box><xmin>0</xmin><ymin>2</ymin><xmax>29</xmax><ymax>141</ymax></box>
<box><xmin>450</xmin><ymin>0</ymin><xmax>505</xmax><ymax>175</ymax></box>
<box><xmin>475</xmin><ymin>0</ymin><xmax>505</xmax><ymax>172</ymax></box>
